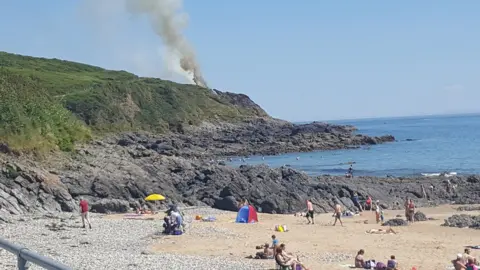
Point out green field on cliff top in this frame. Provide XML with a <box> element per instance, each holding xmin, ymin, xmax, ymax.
<box><xmin>0</xmin><ymin>51</ymin><xmax>266</xmax><ymax>152</ymax></box>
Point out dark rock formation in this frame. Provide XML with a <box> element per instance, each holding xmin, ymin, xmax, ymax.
<box><xmin>414</xmin><ymin>211</ymin><xmax>427</xmax><ymax>222</ymax></box>
<box><xmin>113</xmin><ymin>119</ymin><xmax>395</xmax><ymax>159</ymax></box>
<box><xmin>382</xmin><ymin>218</ymin><xmax>408</xmax><ymax>226</ymax></box>
<box><xmin>90</xmin><ymin>199</ymin><xmax>130</xmax><ymax>214</ymax></box>
<box><xmin>442</xmin><ymin>214</ymin><xmax>480</xmax><ymax>229</ymax></box>
<box><xmin>1</xmin><ymin>132</ymin><xmax>479</xmax><ymax>218</ymax></box>
<box><xmin>457</xmin><ymin>206</ymin><xmax>480</xmax><ymax>212</ymax></box>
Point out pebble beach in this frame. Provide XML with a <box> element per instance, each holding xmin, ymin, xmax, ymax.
<box><xmin>1</xmin><ymin>206</ymin><xmax>480</xmax><ymax>270</ymax></box>
<box><xmin>0</xmin><ymin>208</ymin><xmax>262</xmax><ymax>270</ymax></box>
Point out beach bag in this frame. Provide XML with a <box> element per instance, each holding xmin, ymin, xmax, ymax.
<box><xmin>173</xmin><ymin>230</ymin><xmax>183</xmax><ymax>235</ymax></box>
<box><xmin>364</xmin><ymin>260</ymin><xmax>375</xmax><ymax>269</ymax></box>
<box><xmin>275</xmin><ymin>225</ymin><xmax>288</xmax><ymax>232</ymax></box>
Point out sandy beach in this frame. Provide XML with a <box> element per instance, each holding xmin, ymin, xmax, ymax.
<box><xmin>134</xmin><ymin>205</ymin><xmax>480</xmax><ymax>269</ymax></box>
<box><xmin>1</xmin><ymin>205</ymin><xmax>480</xmax><ymax>270</ymax></box>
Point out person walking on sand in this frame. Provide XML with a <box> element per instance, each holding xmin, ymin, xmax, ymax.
<box><xmin>306</xmin><ymin>199</ymin><xmax>314</xmax><ymax>224</ymax></box>
<box><xmin>79</xmin><ymin>197</ymin><xmax>92</xmax><ymax>229</ymax></box>
<box><xmin>333</xmin><ymin>203</ymin><xmax>343</xmax><ymax>226</ymax></box>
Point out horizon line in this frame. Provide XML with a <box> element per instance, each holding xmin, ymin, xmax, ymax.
<box><xmin>294</xmin><ymin>111</ymin><xmax>480</xmax><ymax>124</ymax></box>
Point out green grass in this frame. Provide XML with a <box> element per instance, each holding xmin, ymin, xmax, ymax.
<box><xmin>0</xmin><ymin>51</ymin><xmax>267</xmax><ymax>152</ymax></box>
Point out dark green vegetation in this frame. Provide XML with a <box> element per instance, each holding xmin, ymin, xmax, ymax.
<box><xmin>0</xmin><ymin>51</ymin><xmax>268</xmax><ymax>152</ymax></box>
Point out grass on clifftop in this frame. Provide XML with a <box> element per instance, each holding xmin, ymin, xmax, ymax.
<box><xmin>0</xmin><ymin>51</ymin><xmax>268</xmax><ymax>152</ymax></box>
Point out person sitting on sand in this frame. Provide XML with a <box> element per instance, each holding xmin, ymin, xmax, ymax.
<box><xmin>333</xmin><ymin>203</ymin><xmax>343</xmax><ymax>226</ymax></box>
<box><xmin>162</xmin><ymin>216</ymin><xmax>173</xmax><ymax>234</ymax></box>
<box><xmin>280</xmin><ymin>243</ymin><xmax>296</xmax><ymax>259</ymax></box>
<box><xmin>463</xmin><ymin>248</ymin><xmax>478</xmax><ymax>265</ymax></box>
<box><xmin>170</xmin><ymin>210</ymin><xmax>183</xmax><ymax>231</ymax></box>
<box><xmin>275</xmin><ymin>247</ymin><xmax>309</xmax><ymax>270</ymax></box>
<box><xmin>250</xmin><ymin>243</ymin><xmax>274</xmax><ymax>259</ymax></box>
<box><xmin>387</xmin><ymin>255</ymin><xmax>398</xmax><ymax>270</ymax></box>
<box><xmin>452</xmin><ymin>254</ymin><xmax>466</xmax><ymax>270</ymax></box>
<box><xmin>355</xmin><ymin>249</ymin><xmax>366</xmax><ymax>268</ymax></box>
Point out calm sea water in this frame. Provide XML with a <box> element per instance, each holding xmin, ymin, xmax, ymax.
<box><xmin>228</xmin><ymin>114</ymin><xmax>480</xmax><ymax>177</ymax></box>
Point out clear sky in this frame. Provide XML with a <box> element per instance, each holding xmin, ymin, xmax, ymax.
<box><xmin>1</xmin><ymin>1</ymin><xmax>479</xmax><ymax>121</ymax></box>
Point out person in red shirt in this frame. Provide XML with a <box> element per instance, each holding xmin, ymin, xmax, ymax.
<box><xmin>79</xmin><ymin>198</ymin><xmax>92</xmax><ymax>229</ymax></box>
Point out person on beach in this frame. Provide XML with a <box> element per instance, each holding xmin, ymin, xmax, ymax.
<box><xmin>466</xmin><ymin>257</ymin><xmax>478</xmax><ymax>270</ymax></box>
<box><xmin>306</xmin><ymin>199</ymin><xmax>314</xmax><ymax>224</ymax></box>
<box><xmin>387</xmin><ymin>255</ymin><xmax>398</xmax><ymax>270</ymax></box>
<box><xmin>79</xmin><ymin>198</ymin><xmax>92</xmax><ymax>229</ymax></box>
<box><xmin>365</xmin><ymin>196</ymin><xmax>372</xmax><ymax>211</ymax></box>
<box><xmin>352</xmin><ymin>192</ymin><xmax>363</xmax><ymax>212</ymax></box>
<box><xmin>355</xmin><ymin>249</ymin><xmax>366</xmax><ymax>268</ymax></box>
<box><xmin>375</xmin><ymin>200</ymin><xmax>381</xmax><ymax>224</ymax></box>
<box><xmin>275</xmin><ymin>245</ymin><xmax>309</xmax><ymax>270</ymax></box>
<box><xmin>452</xmin><ymin>253</ymin><xmax>466</xmax><ymax>270</ymax></box>
<box><xmin>463</xmin><ymin>248</ymin><xmax>477</xmax><ymax>265</ymax></box>
<box><xmin>271</xmin><ymin>235</ymin><xmax>279</xmax><ymax>256</ymax></box>
<box><xmin>407</xmin><ymin>199</ymin><xmax>415</xmax><ymax>223</ymax></box>
<box><xmin>333</xmin><ymin>203</ymin><xmax>343</xmax><ymax>226</ymax></box>
<box><xmin>404</xmin><ymin>197</ymin><xmax>409</xmax><ymax>220</ymax></box>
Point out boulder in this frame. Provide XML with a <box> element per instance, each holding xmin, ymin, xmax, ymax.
<box><xmin>213</xmin><ymin>196</ymin><xmax>238</xmax><ymax>212</ymax></box>
<box><xmin>442</xmin><ymin>214</ymin><xmax>480</xmax><ymax>229</ymax></box>
<box><xmin>414</xmin><ymin>211</ymin><xmax>427</xmax><ymax>222</ymax></box>
<box><xmin>382</xmin><ymin>218</ymin><xmax>408</xmax><ymax>227</ymax></box>
<box><xmin>90</xmin><ymin>199</ymin><xmax>130</xmax><ymax>213</ymax></box>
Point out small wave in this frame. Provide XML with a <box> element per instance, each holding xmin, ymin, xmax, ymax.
<box><xmin>421</xmin><ymin>172</ymin><xmax>457</xmax><ymax>177</ymax></box>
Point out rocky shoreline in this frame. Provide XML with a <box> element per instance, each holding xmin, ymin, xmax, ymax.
<box><xmin>0</xmin><ymin>118</ymin><xmax>479</xmax><ymax>220</ymax></box>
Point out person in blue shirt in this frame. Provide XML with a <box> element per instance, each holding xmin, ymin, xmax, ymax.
<box><xmin>352</xmin><ymin>192</ymin><xmax>363</xmax><ymax>212</ymax></box>
<box><xmin>272</xmin><ymin>235</ymin><xmax>279</xmax><ymax>248</ymax></box>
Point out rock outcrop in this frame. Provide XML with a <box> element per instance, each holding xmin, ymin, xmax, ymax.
<box><xmin>0</xmin><ymin>134</ymin><xmax>479</xmax><ymax>219</ymax></box>
<box><xmin>117</xmin><ymin>119</ymin><xmax>395</xmax><ymax>159</ymax></box>
<box><xmin>442</xmin><ymin>214</ymin><xmax>480</xmax><ymax>229</ymax></box>
<box><xmin>383</xmin><ymin>219</ymin><xmax>408</xmax><ymax>227</ymax></box>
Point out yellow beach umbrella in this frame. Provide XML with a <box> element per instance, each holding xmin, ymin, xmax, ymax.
<box><xmin>144</xmin><ymin>194</ymin><xmax>166</xmax><ymax>201</ymax></box>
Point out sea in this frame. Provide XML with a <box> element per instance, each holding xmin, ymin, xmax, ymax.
<box><xmin>228</xmin><ymin>114</ymin><xmax>480</xmax><ymax>177</ymax></box>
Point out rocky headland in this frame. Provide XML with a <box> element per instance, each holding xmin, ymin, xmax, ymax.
<box><xmin>0</xmin><ymin>51</ymin><xmax>477</xmax><ymax>222</ymax></box>
<box><xmin>1</xmin><ymin>126</ymin><xmax>478</xmax><ymax>221</ymax></box>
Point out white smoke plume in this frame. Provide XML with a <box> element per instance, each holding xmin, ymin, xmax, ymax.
<box><xmin>124</xmin><ymin>0</ymin><xmax>208</xmax><ymax>88</ymax></box>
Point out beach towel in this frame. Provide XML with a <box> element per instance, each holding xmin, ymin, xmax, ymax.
<box><xmin>202</xmin><ymin>216</ymin><xmax>216</xmax><ymax>222</ymax></box>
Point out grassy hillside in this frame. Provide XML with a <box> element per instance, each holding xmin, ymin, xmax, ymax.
<box><xmin>0</xmin><ymin>51</ymin><xmax>268</xmax><ymax>152</ymax></box>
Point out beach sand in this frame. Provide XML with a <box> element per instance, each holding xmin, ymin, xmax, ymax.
<box><xmin>142</xmin><ymin>205</ymin><xmax>480</xmax><ymax>270</ymax></box>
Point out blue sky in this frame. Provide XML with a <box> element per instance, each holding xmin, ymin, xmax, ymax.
<box><xmin>1</xmin><ymin>1</ymin><xmax>479</xmax><ymax>121</ymax></box>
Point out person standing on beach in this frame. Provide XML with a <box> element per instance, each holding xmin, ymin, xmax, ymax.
<box><xmin>404</xmin><ymin>196</ymin><xmax>409</xmax><ymax>220</ymax></box>
<box><xmin>306</xmin><ymin>199</ymin><xmax>314</xmax><ymax>224</ymax></box>
<box><xmin>407</xmin><ymin>199</ymin><xmax>415</xmax><ymax>223</ymax></box>
<box><xmin>79</xmin><ymin>198</ymin><xmax>92</xmax><ymax>229</ymax></box>
<box><xmin>333</xmin><ymin>203</ymin><xmax>343</xmax><ymax>226</ymax></box>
